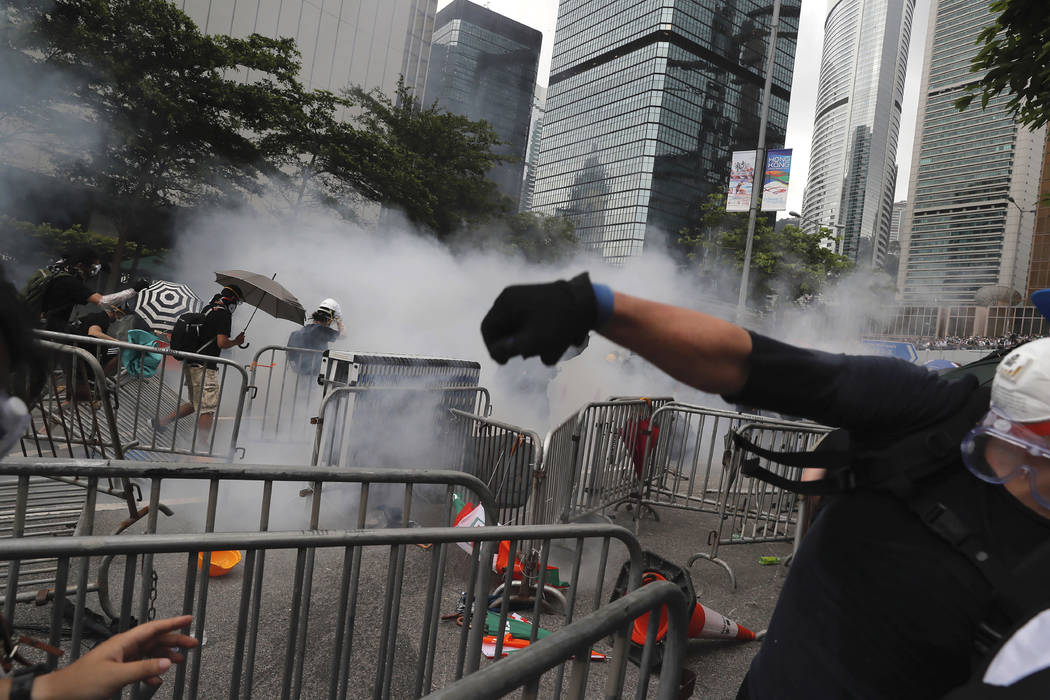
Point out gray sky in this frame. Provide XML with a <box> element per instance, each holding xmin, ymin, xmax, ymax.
<box><xmin>436</xmin><ymin>0</ymin><xmax>932</xmax><ymax>214</ymax></box>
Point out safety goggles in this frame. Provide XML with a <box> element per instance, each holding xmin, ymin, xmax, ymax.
<box><xmin>961</xmin><ymin>409</ymin><xmax>1050</xmax><ymax>510</ymax></box>
<box><xmin>0</xmin><ymin>393</ymin><xmax>30</xmax><ymax>459</ymax></box>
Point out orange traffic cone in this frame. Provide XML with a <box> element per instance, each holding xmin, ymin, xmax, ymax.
<box><xmin>610</xmin><ymin>551</ymin><xmax>756</xmax><ymax>668</ymax></box>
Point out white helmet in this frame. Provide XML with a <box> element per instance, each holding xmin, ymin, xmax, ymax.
<box><xmin>991</xmin><ymin>337</ymin><xmax>1050</xmax><ymax>423</ymax></box>
<box><xmin>318</xmin><ymin>298</ymin><xmax>341</xmax><ymax>320</ymax></box>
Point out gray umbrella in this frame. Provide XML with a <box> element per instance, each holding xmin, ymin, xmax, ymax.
<box><xmin>214</xmin><ymin>270</ymin><xmax>305</xmax><ymax>326</ymax></box>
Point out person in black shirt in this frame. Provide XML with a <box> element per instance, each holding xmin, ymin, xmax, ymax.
<box><xmin>155</xmin><ymin>285</ymin><xmax>245</xmax><ymax>438</ymax></box>
<box><xmin>480</xmin><ymin>274</ymin><xmax>1050</xmax><ymax>698</ymax></box>
<box><xmin>60</xmin><ymin>306</ymin><xmax>121</xmax><ymax>400</ymax></box>
<box><xmin>34</xmin><ymin>246</ymin><xmax>147</xmax><ymax>330</ymax></box>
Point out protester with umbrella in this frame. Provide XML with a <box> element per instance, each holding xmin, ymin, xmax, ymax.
<box><xmin>154</xmin><ymin>284</ymin><xmax>245</xmax><ymax>438</ymax></box>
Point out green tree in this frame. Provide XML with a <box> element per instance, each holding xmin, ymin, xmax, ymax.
<box><xmin>344</xmin><ymin>80</ymin><xmax>512</xmax><ymax>238</ymax></box>
<box><xmin>452</xmin><ymin>211</ymin><xmax>580</xmax><ymax>264</ymax></box>
<box><xmin>21</xmin><ymin>0</ymin><xmax>305</xmax><ymax>287</ymax></box>
<box><xmin>679</xmin><ymin>194</ymin><xmax>854</xmax><ymax>305</ymax></box>
<box><xmin>955</xmin><ymin>0</ymin><xmax>1050</xmax><ymax>128</ymax></box>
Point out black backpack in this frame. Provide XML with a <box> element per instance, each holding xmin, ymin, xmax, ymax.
<box><xmin>19</xmin><ymin>267</ymin><xmax>72</xmax><ymax>320</ymax></box>
<box><xmin>170</xmin><ymin>309</ymin><xmax>215</xmax><ymax>354</ymax></box>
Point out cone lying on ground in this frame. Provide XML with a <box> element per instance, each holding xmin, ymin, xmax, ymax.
<box><xmin>610</xmin><ymin>550</ymin><xmax>756</xmax><ymax>668</ymax></box>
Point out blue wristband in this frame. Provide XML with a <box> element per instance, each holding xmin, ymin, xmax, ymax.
<box><xmin>592</xmin><ymin>283</ymin><xmax>614</xmax><ymax>327</ymax></box>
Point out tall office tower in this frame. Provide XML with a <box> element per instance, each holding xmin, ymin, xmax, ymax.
<box><xmin>424</xmin><ymin>0</ymin><xmax>542</xmax><ymax>204</ymax></box>
<box><xmin>531</xmin><ymin>0</ymin><xmax>799</xmax><ymax>263</ymax></box>
<box><xmin>176</xmin><ymin>0</ymin><xmax>437</xmax><ymax>97</ymax></box>
<box><xmin>799</xmin><ymin>0</ymin><xmax>913</xmax><ymax>269</ymax></box>
<box><xmin>889</xmin><ymin>200</ymin><xmax>906</xmax><ymax>242</ymax></box>
<box><xmin>1024</xmin><ymin>135</ymin><xmax>1050</xmax><ymax>300</ymax></box>
<box><xmin>898</xmin><ymin>0</ymin><xmax>1047</xmax><ymax>306</ymax></box>
<box><xmin>520</xmin><ymin>86</ymin><xmax>548</xmax><ymax>212</ymax></box>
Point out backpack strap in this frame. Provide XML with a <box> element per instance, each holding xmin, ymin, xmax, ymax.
<box><xmin>733</xmin><ymin>384</ymin><xmax>991</xmax><ymax>497</ymax></box>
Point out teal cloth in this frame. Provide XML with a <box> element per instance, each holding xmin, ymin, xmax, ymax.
<box><xmin>122</xmin><ymin>329</ymin><xmax>164</xmax><ymax>378</ymax></box>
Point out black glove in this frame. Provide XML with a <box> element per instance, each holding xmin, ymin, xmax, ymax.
<box><xmin>481</xmin><ymin>272</ymin><xmax>598</xmax><ymax>365</ymax></box>
<box><xmin>132</xmin><ymin>278</ymin><xmax>150</xmax><ymax>292</ymax></box>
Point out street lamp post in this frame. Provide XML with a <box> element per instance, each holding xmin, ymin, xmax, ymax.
<box><xmin>736</xmin><ymin>0</ymin><xmax>783</xmax><ymax>323</ymax></box>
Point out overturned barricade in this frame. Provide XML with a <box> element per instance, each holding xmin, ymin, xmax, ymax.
<box><xmin>29</xmin><ymin>331</ymin><xmax>250</xmax><ymax>462</ymax></box>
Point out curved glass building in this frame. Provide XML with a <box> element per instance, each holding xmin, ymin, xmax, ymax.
<box><xmin>799</xmin><ymin>0</ymin><xmax>914</xmax><ymax>268</ymax></box>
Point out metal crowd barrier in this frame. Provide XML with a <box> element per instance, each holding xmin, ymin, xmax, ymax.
<box><xmin>687</xmin><ymin>420</ymin><xmax>831</xmax><ymax>589</ymax></box>
<box><xmin>311</xmin><ymin>385</ymin><xmax>490</xmax><ymax>470</ymax></box>
<box><xmin>245</xmin><ymin>344</ymin><xmax>329</xmax><ymax>443</ymax></box>
<box><xmin>448</xmin><ymin>410</ymin><xmax>543</xmax><ymax>528</ymax></box>
<box><xmin>535</xmin><ymin>400</ymin><xmax>660</xmax><ymax>527</ymax></box>
<box><xmin>640</xmin><ymin>403</ymin><xmax>801</xmax><ymax>518</ymax></box>
<box><xmin>0</xmin><ymin>458</ymin><xmax>500</xmax><ymax>620</ymax></box>
<box><xmin>32</xmin><ymin>330</ymin><xmax>252</xmax><ymax>461</ymax></box>
<box><xmin>424</xmin><ymin>579</ymin><xmax>689</xmax><ymax>700</ymax></box>
<box><xmin>0</xmin><ymin>521</ymin><xmax>651</xmax><ymax>700</ymax></box>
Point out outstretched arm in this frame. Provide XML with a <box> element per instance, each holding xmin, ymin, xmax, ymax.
<box><xmin>598</xmin><ymin>291</ymin><xmax>752</xmax><ymax>395</ymax></box>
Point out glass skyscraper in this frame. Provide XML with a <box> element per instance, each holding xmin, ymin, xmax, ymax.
<box><xmin>531</xmin><ymin>0</ymin><xmax>799</xmax><ymax>263</ymax></box>
<box><xmin>799</xmin><ymin>0</ymin><xmax>913</xmax><ymax>269</ymax></box>
<box><xmin>898</xmin><ymin>0</ymin><xmax>1047</xmax><ymax>305</ymax></box>
<box><xmin>176</xmin><ymin>0</ymin><xmax>437</xmax><ymax>98</ymax></box>
<box><xmin>423</xmin><ymin>0</ymin><xmax>542</xmax><ymax>204</ymax></box>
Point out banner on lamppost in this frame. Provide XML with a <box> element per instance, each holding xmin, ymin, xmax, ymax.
<box><xmin>760</xmin><ymin>148</ymin><xmax>792</xmax><ymax>211</ymax></box>
<box><xmin>726</xmin><ymin>150</ymin><xmax>757</xmax><ymax>212</ymax></box>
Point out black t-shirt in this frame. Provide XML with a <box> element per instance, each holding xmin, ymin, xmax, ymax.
<box><xmin>727</xmin><ymin>333</ymin><xmax>1050</xmax><ymax>700</ymax></box>
<box><xmin>42</xmin><ymin>274</ymin><xmax>95</xmax><ymax>330</ymax></box>
<box><xmin>196</xmin><ymin>304</ymin><xmax>233</xmax><ymax>369</ymax></box>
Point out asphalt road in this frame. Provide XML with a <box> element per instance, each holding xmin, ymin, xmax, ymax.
<box><xmin>42</xmin><ymin>478</ymin><xmax>790</xmax><ymax>700</ymax></box>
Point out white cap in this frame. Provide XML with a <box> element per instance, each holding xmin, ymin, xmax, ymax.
<box><xmin>991</xmin><ymin>338</ymin><xmax>1050</xmax><ymax>422</ymax></box>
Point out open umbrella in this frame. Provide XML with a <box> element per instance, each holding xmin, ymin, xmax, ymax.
<box><xmin>214</xmin><ymin>270</ymin><xmax>306</xmax><ymax>326</ymax></box>
<box><xmin>134</xmin><ymin>280</ymin><xmax>204</xmax><ymax>332</ymax></box>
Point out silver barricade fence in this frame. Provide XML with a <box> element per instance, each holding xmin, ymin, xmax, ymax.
<box><xmin>448</xmin><ymin>409</ymin><xmax>543</xmax><ymax>527</ymax></box>
<box><xmin>245</xmin><ymin>344</ymin><xmax>327</xmax><ymax>442</ymax></box>
<box><xmin>687</xmin><ymin>420</ymin><xmax>831</xmax><ymax>590</ymax></box>
<box><xmin>19</xmin><ymin>340</ymin><xmax>141</xmax><ymax>512</ymax></box>
<box><xmin>0</xmin><ymin>458</ymin><xmax>500</xmax><ymax>621</ymax></box>
<box><xmin>423</xmin><ymin>579</ymin><xmax>689</xmax><ymax>700</ymax></box>
<box><xmin>640</xmin><ymin>403</ymin><xmax>799</xmax><ymax>518</ymax></box>
<box><xmin>534</xmin><ymin>400</ymin><xmax>659</xmax><ymax>527</ymax></box>
<box><xmin>311</xmin><ymin>385</ymin><xmax>491</xmax><ymax>469</ymax></box>
<box><xmin>0</xmin><ymin>521</ymin><xmax>649</xmax><ymax>700</ymax></box>
<box><xmin>34</xmin><ymin>330</ymin><xmax>253</xmax><ymax>461</ymax></box>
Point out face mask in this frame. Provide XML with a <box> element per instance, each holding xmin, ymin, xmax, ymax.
<box><xmin>89</xmin><ymin>263</ymin><xmax>102</xmax><ymax>277</ymax></box>
<box><xmin>0</xmin><ymin>393</ymin><xmax>30</xmax><ymax>459</ymax></box>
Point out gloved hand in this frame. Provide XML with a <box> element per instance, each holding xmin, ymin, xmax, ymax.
<box><xmin>481</xmin><ymin>272</ymin><xmax>598</xmax><ymax>365</ymax></box>
<box><xmin>132</xmin><ymin>278</ymin><xmax>151</xmax><ymax>292</ymax></box>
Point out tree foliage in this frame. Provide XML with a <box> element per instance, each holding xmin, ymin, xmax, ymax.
<box><xmin>955</xmin><ymin>0</ymin><xmax>1050</xmax><ymax>128</ymax></box>
<box><xmin>452</xmin><ymin>211</ymin><xmax>580</xmax><ymax>264</ymax></box>
<box><xmin>0</xmin><ymin>216</ymin><xmax>167</xmax><ymax>272</ymax></box>
<box><xmin>20</xmin><ymin>0</ymin><xmax>305</xmax><ymax>284</ymax></box>
<box><xmin>678</xmin><ymin>194</ymin><xmax>854</xmax><ymax>305</ymax></box>
<box><xmin>344</xmin><ymin>81</ymin><xmax>511</xmax><ymax>238</ymax></box>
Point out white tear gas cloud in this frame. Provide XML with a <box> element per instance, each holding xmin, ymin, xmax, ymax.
<box><xmin>169</xmin><ymin>205</ymin><xmax>893</xmax><ymax>438</ymax></box>
<box><xmin>169</xmin><ymin>207</ymin><xmax>729</xmax><ymax>436</ymax></box>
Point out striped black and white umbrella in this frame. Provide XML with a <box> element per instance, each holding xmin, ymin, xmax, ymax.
<box><xmin>134</xmin><ymin>281</ymin><xmax>204</xmax><ymax>332</ymax></box>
